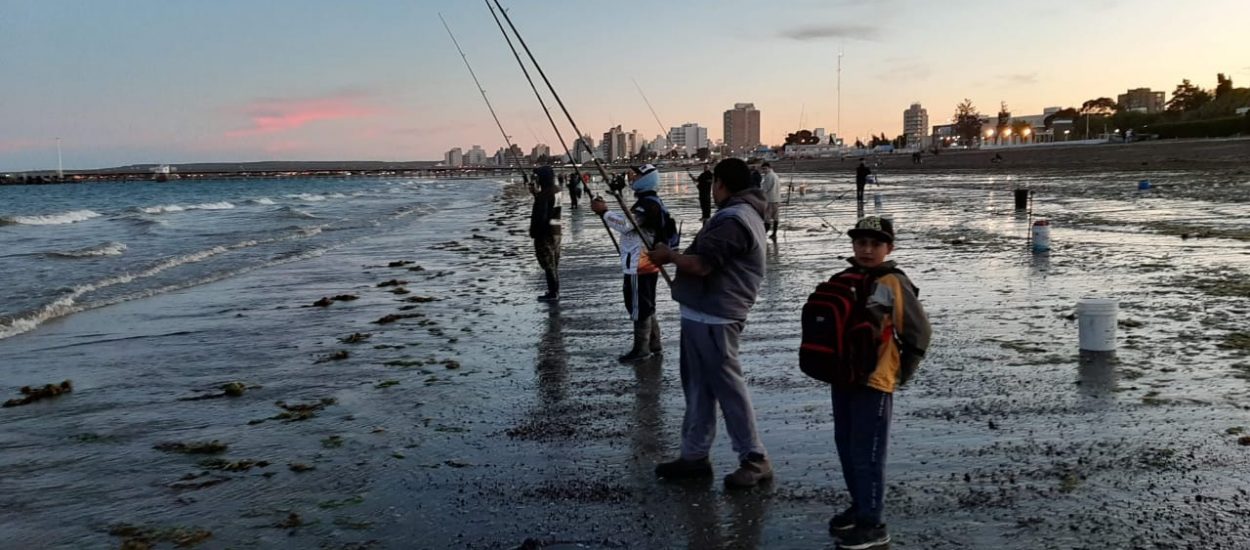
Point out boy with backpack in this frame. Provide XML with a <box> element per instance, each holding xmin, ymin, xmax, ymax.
<box><xmin>799</xmin><ymin>215</ymin><xmax>932</xmax><ymax>549</ymax></box>
<box><xmin>590</xmin><ymin>164</ymin><xmax>679</xmax><ymax>364</ymax></box>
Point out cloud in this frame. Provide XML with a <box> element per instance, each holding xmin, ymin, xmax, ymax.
<box><xmin>0</xmin><ymin>138</ymin><xmax>43</xmax><ymax>153</ymax></box>
<box><xmin>876</xmin><ymin>58</ymin><xmax>932</xmax><ymax>82</ymax></box>
<box><xmin>225</xmin><ymin>91</ymin><xmax>385</xmax><ymax>138</ymax></box>
<box><xmin>998</xmin><ymin>73</ymin><xmax>1039</xmax><ymax>86</ymax></box>
<box><xmin>780</xmin><ymin>23</ymin><xmax>880</xmax><ymax>42</ymax></box>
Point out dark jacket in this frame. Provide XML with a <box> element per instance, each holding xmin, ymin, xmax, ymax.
<box><xmin>529</xmin><ymin>167</ymin><xmax>562</xmax><ymax>239</ymax></box>
<box><xmin>670</xmin><ymin>189</ymin><xmax>768</xmax><ymax>321</ymax></box>
<box><xmin>856</xmin><ymin>163</ymin><xmax>872</xmax><ymax>185</ymax></box>
<box><xmin>696</xmin><ymin>170</ymin><xmax>713</xmax><ymax>206</ymax></box>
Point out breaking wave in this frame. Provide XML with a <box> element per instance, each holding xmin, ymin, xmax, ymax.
<box><xmin>138</xmin><ymin>201</ymin><xmax>235</xmax><ymax>214</ymax></box>
<box><xmin>49</xmin><ymin>241</ymin><xmax>128</xmax><ymax>258</ymax></box>
<box><xmin>0</xmin><ymin>209</ymin><xmax>102</xmax><ymax>226</ymax></box>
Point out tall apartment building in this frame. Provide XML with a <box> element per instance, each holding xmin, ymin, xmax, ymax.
<box><xmin>723</xmin><ymin>103</ymin><xmax>761</xmax><ymax>153</ymax></box>
<box><xmin>571</xmin><ymin>135</ymin><xmax>595</xmax><ymax>163</ymax></box>
<box><xmin>444</xmin><ymin>147</ymin><xmax>463</xmax><ymax>167</ymax></box>
<box><xmin>668</xmin><ymin>123</ymin><xmax>709</xmax><ymax>152</ymax></box>
<box><xmin>601</xmin><ymin>126</ymin><xmax>629</xmax><ymax>161</ymax></box>
<box><xmin>903</xmin><ymin>103</ymin><xmax>929</xmax><ymax>148</ymax></box>
<box><xmin>1118</xmin><ymin>88</ymin><xmax>1165</xmax><ymax>113</ymax></box>
<box><xmin>530</xmin><ymin>143</ymin><xmax>550</xmax><ymax>163</ymax></box>
<box><xmin>464</xmin><ymin>145</ymin><xmax>488</xmax><ymax>166</ymax></box>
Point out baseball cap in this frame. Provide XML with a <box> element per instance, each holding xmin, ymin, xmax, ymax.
<box><xmin>631</xmin><ymin>163</ymin><xmax>657</xmax><ymax>176</ymax></box>
<box><xmin>847</xmin><ymin>216</ymin><xmax>894</xmax><ymax>243</ymax></box>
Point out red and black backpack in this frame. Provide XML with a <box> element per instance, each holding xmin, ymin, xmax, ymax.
<box><xmin>799</xmin><ymin>267</ymin><xmax>900</xmax><ymax>385</ymax></box>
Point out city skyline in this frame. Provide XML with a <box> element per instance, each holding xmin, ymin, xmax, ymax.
<box><xmin>2</xmin><ymin>0</ymin><xmax>1249</xmax><ymax>171</ymax></box>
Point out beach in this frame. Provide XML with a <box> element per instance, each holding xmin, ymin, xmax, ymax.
<box><xmin>2</xmin><ymin>150</ymin><xmax>1250</xmax><ymax>549</ymax></box>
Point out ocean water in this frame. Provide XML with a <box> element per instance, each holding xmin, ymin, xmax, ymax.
<box><xmin>0</xmin><ymin>177</ymin><xmax>492</xmax><ymax>340</ymax></box>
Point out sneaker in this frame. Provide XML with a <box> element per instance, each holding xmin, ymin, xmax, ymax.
<box><xmin>828</xmin><ymin>507</ymin><xmax>856</xmax><ymax>534</ymax></box>
<box><xmin>723</xmin><ymin>453</ymin><xmax>773</xmax><ymax>489</ymax></box>
<box><xmin>655</xmin><ymin>457</ymin><xmax>713</xmax><ymax>479</ymax></box>
<box><xmin>617</xmin><ymin>350</ymin><xmax>653</xmax><ymax>364</ymax></box>
<box><xmin>836</xmin><ymin>524</ymin><xmax>890</xmax><ymax>549</ymax></box>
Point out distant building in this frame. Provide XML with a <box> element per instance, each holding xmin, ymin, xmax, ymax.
<box><xmin>723</xmin><ymin>103</ymin><xmax>761</xmax><ymax>153</ymax></box>
<box><xmin>903</xmin><ymin>103</ymin><xmax>929</xmax><ymax>148</ymax></box>
<box><xmin>651</xmin><ymin>134</ymin><xmax>670</xmax><ymax>152</ymax></box>
<box><xmin>1118</xmin><ymin>88</ymin><xmax>1165</xmax><ymax>113</ymax></box>
<box><xmin>601</xmin><ymin>126</ymin><xmax>629</xmax><ymax>161</ymax></box>
<box><xmin>668</xmin><ymin>122</ymin><xmax>709</xmax><ymax>153</ymax></box>
<box><xmin>444</xmin><ymin>147</ymin><xmax>463</xmax><ymax>167</ymax></box>
<box><xmin>492</xmin><ymin>147</ymin><xmax>508</xmax><ymax>166</ymax></box>
<box><xmin>464</xmin><ymin>145</ymin><xmax>488</xmax><ymax>166</ymax></box>
<box><xmin>813</xmin><ymin>128</ymin><xmax>827</xmax><ymax>141</ymax></box>
<box><xmin>530</xmin><ymin>143</ymin><xmax>550</xmax><ymax>164</ymax></box>
<box><xmin>571</xmin><ymin>135</ymin><xmax>595</xmax><ymax>163</ymax></box>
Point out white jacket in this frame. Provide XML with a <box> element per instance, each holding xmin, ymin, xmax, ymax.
<box><xmin>761</xmin><ymin>170</ymin><xmax>782</xmax><ymax>203</ymax></box>
<box><xmin>603</xmin><ymin>211</ymin><xmax>657</xmax><ymax>275</ymax></box>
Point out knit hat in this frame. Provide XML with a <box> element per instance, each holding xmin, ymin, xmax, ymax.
<box><xmin>847</xmin><ymin>216</ymin><xmax>894</xmax><ymax>243</ymax></box>
<box><xmin>630</xmin><ymin>168</ymin><xmax>659</xmax><ymax>193</ymax></box>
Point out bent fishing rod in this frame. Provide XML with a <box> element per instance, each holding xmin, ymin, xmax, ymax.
<box><xmin>488</xmin><ymin>0</ymin><xmax>672</xmax><ymax>284</ymax></box>
<box><xmin>480</xmin><ymin>1</ymin><xmax>620</xmax><ymax>255</ymax></box>
<box><xmin>438</xmin><ymin>13</ymin><xmax>528</xmax><ymax>180</ymax></box>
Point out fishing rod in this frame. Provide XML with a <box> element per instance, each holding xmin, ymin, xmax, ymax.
<box><xmin>488</xmin><ymin>0</ymin><xmax>672</xmax><ymax>284</ymax></box>
<box><xmin>478</xmin><ymin>2</ymin><xmax>619</xmax><ymax>254</ymax></box>
<box><xmin>633</xmin><ymin>78</ymin><xmax>702</xmax><ymax>189</ymax></box>
<box><xmin>438</xmin><ymin>13</ymin><xmax>527</xmax><ymax>178</ymax></box>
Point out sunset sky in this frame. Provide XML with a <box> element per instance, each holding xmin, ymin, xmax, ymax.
<box><xmin>3</xmin><ymin>0</ymin><xmax>1248</xmax><ymax>170</ymax></box>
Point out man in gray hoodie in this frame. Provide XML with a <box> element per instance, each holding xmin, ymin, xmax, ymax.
<box><xmin>646</xmin><ymin>157</ymin><xmax>772</xmax><ymax>489</ymax></box>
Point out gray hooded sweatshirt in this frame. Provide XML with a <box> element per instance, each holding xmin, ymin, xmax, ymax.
<box><xmin>670</xmin><ymin>189</ymin><xmax>768</xmax><ymax>322</ymax></box>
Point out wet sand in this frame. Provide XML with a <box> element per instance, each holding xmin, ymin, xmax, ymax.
<box><xmin>2</xmin><ymin>167</ymin><xmax>1250</xmax><ymax>549</ymax></box>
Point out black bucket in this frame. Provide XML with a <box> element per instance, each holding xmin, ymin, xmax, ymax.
<box><xmin>1014</xmin><ymin>188</ymin><xmax>1030</xmax><ymax>210</ymax></box>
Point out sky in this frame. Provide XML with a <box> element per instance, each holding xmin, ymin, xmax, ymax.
<box><xmin>2</xmin><ymin>0</ymin><xmax>1249</xmax><ymax>171</ymax></box>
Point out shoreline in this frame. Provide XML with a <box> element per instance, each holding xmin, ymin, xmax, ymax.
<box><xmin>2</xmin><ymin>168</ymin><xmax>1249</xmax><ymax>548</ymax></box>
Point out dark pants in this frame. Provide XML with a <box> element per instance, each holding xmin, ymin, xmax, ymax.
<box><xmin>567</xmin><ymin>185</ymin><xmax>581</xmax><ymax>207</ymax></box>
<box><xmin>534</xmin><ymin>236</ymin><xmax>560</xmax><ymax>295</ymax></box>
<box><xmin>622</xmin><ymin>272</ymin><xmax>658</xmax><ymax>321</ymax></box>
<box><xmin>832</xmin><ymin>384</ymin><xmax>893</xmax><ymax>526</ymax></box>
<box><xmin>699</xmin><ymin>195</ymin><xmax>712</xmax><ymax>221</ymax></box>
<box><xmin>856</xmin><ymin>181</ymin><xmax>867</xmax><ymax>204</ymax></box>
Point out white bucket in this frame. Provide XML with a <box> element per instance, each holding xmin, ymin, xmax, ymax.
<box><xmin>873</xmin><ymin>192</ymin><xmax>883</xmax><ymax>207</ymax></box>
<box><xmin>1077</xmin><ymin>298</ymin><xmax>1118</xmax><ymax>352</ymax></box>
<box><xmin>1031</xmin><ymin>220</ymin><xmax>1050</xmax><ymax>252</ymax></box>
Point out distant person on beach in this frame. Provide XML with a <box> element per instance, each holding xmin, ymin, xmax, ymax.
<box><xmin>855</xmin><ymin>160</ymin><xmax>872</xmax><ymax>205</ymax></box>
<box><xmin>749</xmin><ymin>163</ymin><xmax>763</xmax><ymax>190</ymax></box>
<box><xmin>591</xmin><ymin>163</ymin><xmax>677</xmax><ymax>364</ymax></box>
<box><xmin>529</xmin><ymin>166</ymin><xmax>562</xmax><ymax>302</ymax></box>
<box><xmin>822</xmin><ymin>216</ymin><xmax>932</xmax><ymax>549</ymax></box>
<box><xmin>912</xmin><ymin>151</ymin><xmax>922</xmax><ymax>164</ymax></box>
<box><xmin>646</xmin><ymin>158</ymin><xmax>773</xmax><ymax>489</ymax></box>
<box><xmin>696</xmin><ymin>164</ymin><xmax>714</xmax><ymax>224</ymax></box>
<box><xmin>760</xmin><ymin>162</ymin><xmax>781</xmax><ymax>241</ymax></box>
<box><xmin>565</xmin><ymin>172</ymin><xmax>582</xmax><ymax>208</ymax></box>
<box><xmin>991</xmin><ymin>152</ymin><xmax>1004</xmax><ymax>164</ymax></box>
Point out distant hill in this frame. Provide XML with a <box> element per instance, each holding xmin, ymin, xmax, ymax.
<box><xmin>91</xmin><ymin>160</ymin><xmax>441</xmax><ymax>174</ymax></box>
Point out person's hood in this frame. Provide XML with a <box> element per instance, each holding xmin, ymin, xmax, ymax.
<box><xmin>630</xmin><ymin>170</ymin><xmax>659</xmax><ymax>193</ymax></box>
<box><xmin>533</xmin><ymin>166</ymin><xmax>556</xmax><ymax>189</ymax></box>
<box><xmin>720</xmin><ymin>188</ymin><xmax>768</xmax><ymax>218</ymax></box>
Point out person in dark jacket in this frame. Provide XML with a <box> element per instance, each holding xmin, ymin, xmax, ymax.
<box><xmin>566</xmin><ymin>172</ymin><xmax>582</xmax><ymax>208</ymax></box>
<box><xmin>695</xmin><ymin>164</ymin><xmax>713</xmax><ymax>223</ymax></box>
<box><xmin>855</xmin><ymin>160</ymin><xmax>872</xmax><ymax>205</ymax></box>
<box><xmin>647</xmin><ymin>158</ymin><xmax>773</xmax><ymax>489</ymax></box>
<box><xmin>529</xmin><ymin>166</ymin><xmax>562</xmax><ymax>302</ymax></box>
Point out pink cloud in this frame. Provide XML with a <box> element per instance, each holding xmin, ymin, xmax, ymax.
<box><xmin>226</xmin><ymin>92</ymin><xmax>386</xmax><ymax>138</ymax></box>
<box><xmin>0</xmin><ymin>138</ymin><xmax>43</xmax><ymax>153</ymax></box>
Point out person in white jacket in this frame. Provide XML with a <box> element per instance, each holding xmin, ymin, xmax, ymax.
<box><xmin>590</xmin><ymin>164</ymin><xmax>673</xmax><ymax>363</ymax></box>
<box><xmin>760</xmin><ymin>162</ymin><xmax>781</xmax><ymax>241</ymax></box>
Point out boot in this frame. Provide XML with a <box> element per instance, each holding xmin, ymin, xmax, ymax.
<box><xmin>770</xmin><ymin>220</ymin><xmax>778</xmax><ymax>241</ymax></box>
<box><xmin>538</xmin><ymin>270</ymin><xmax>559</xmax><ymax>302</ymax></box>
<box><xmin>617</xmin><ymin>318</ymin><xmax>652</xmax><ymax>363</ymax></box>
<box><xmin>648</xmin><ymin>316</ymin><xmax>662</xmax><ymax>354</ymax></box>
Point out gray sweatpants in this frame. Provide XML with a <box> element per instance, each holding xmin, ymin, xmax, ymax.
<box><xmin>679</xmin><ymin>317</ymin><xmax>767</xmax><ymax>462</ymax></box>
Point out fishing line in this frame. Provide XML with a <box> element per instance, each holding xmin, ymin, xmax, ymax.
<box><xmin>489</xmin><ymin>0</ymin><xmax>672</xmax><ymax>284</ymax></box>
<box><xmin>437</xmin><ymin>13</ymin><xmax>527</xmax><ymax>177</ymax></box>
<box><xmin>480</xmin><ymin>1</ymin><xmax>619</xmax><ymax>254</ymax></box>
